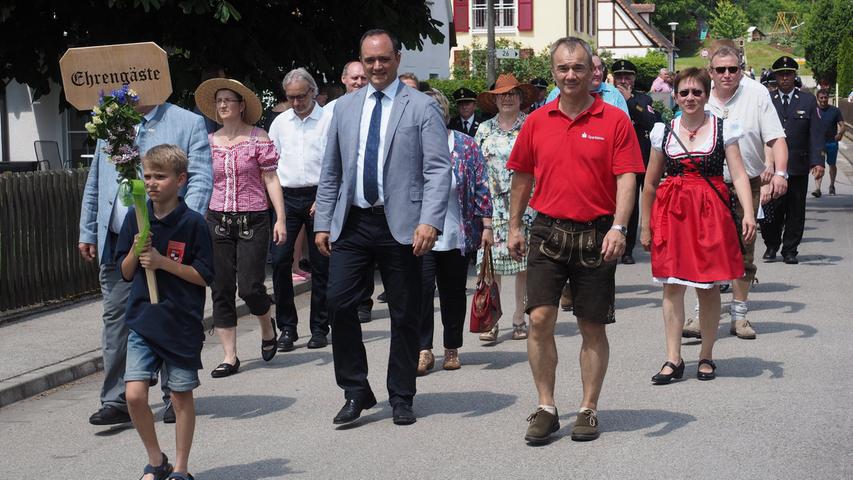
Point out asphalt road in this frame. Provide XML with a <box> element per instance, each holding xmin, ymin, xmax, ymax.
<box><xmin>1</xmin><ymin>178</ymin><xmax>852</xmax><ymax>479</ymax></box>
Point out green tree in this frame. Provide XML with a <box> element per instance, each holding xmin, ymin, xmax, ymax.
<box><xmin>837</xmin><ymin>35</ymin><xmax>853</xmax><ymax>97</ymax></box>
<box><xmin>452</xmin><ymin>38</ymin><xmax>552</xmax><ymax>85</ymax></box>
<box><xmin>801</xmin><ymin>0</ymin><xmax>853</xmax><ymax>84</ymax></box>
<box><xmin>0</xmin><ymin>1</ymin><xmax>443</xmax><ymax>106</ymax></box>
<box><xmin>639</xmin><ymin>0</ymin><xmax>713</xmax><ymax>40</ymax></box>
<box><xmin>709</xmin><ymin>0</ymin><xmax>749</xmax><ymax>40</ymax></box>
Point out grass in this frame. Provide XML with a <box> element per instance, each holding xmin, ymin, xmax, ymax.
<box><xmin>676</xmin><ymin>40</ymin><xmax>813</xmax><ymax>75</ymax></box>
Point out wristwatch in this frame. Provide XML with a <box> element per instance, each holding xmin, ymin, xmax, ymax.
<box><xmin>611</xmin><ymin>224</ymin><xmax>627</xmax><ymax>236</ymax></box>
<box><xmin>774</xmin><ymin>171</ymin><xmax>789</xmax><ymax>180</ymax></box>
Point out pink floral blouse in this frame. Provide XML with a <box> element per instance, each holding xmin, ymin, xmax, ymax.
<box><xmin>208</xmin><ymin>128</ymin><xmax>279</xmax><ymax>212</ymax></box>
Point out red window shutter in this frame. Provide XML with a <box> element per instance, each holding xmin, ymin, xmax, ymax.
<box><xmin>518</xmin><ymin>0</ymin><xmax>533</xmax><ymax>31</ymax></box>
<box><xmin>454</xmin><ymin>0</ymin><xmax>470</xmax><ymax>32</ymax></box>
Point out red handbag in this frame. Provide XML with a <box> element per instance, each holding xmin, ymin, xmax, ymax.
<box><xmin>469</xmin><ymin>246</ymin><xmax>503</xmax><ymax>333</ymax></box>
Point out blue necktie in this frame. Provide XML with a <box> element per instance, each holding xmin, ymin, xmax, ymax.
<box><xmin>363</xmin><ymin>91</ymin><xmax>384</xmax><ymax>205</ymax></box>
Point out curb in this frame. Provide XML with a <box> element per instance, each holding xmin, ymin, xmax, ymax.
<box><xmin>0</xmin><ymin>280</ymin><xmax>311</xmax><ymax>409</ymax></box>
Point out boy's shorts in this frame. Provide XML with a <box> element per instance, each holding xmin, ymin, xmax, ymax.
<box><xmin>125</xmin><ymin>331</ymin><xmax>200</xmax><ymax>392</ymax></box>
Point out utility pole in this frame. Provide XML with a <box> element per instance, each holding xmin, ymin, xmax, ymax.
<box><xmin>486</xmin><ymin>0</ymin><xmax>496</xmax><ymax>86</ymax></box>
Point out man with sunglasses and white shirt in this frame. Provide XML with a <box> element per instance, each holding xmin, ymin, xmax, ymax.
<box><xmin>682</xmin><ymin>43</ymin><xmax>788</xmax><ymax>341</ymax></box>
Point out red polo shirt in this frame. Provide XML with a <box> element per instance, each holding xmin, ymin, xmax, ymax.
<box><xmin>507</xmin><ymin>95</ymin><xmax>644</xmax><ymax>222</ymax></box>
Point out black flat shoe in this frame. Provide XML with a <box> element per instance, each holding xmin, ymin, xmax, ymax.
<box><xmin>88</xmin><ymin>405</ymin><xmax>131</xmax><ymax>425</ymax></box>
<box><xmin>697</xmin><ymin>359</ymin><xmax>717</xmax><ymax>381</ymax></box>
<box><xmin>651</xmin><ymin>360</ymin><xmax>684</xmax><ymax>385</ymax></box>
<box><xmin>392</xmin><ymin>404</ymin><xmax>417</xmax><ymax>425</ymax></box>
<box><xmin>262</xmin><ymin>319</ymin><xmax>278</xmax><ymax>362</ymax></box>
<box><xmin>333</xmin><ymin>396</ymin><xmax>377</xmax><ymax>425</ymax></box>
<box><xmin>210</xmin><ymin>358</ymin><xmax>240</xmax><ymax>378</ymax></box>
<box><xmin>762</xmin><ymin>248</ymin><xmax>777</xmax><ymax>261</ymax></box>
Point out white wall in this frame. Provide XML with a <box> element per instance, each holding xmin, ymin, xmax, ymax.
<box><xmin>400</xmin><ymin>0</ymin><xmax>451</xmax><ymax>79</ymax></box>
<box><xmin>5</xmin><ymin>80</ymin><xmax>65</xmax><ymax>163</ymax></box>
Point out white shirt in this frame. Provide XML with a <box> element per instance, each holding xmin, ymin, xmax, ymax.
<box><xmin>269</xmin><ymin>102</ymin><xmax>330</xmax><ymax>188</ymax></box>
<box><xmin>110</xmin><ymin>105</ymin><xmax>160</xmax><ymax>234</ymax></box>
<box><xmin>354</xmin><ymin>79</ymin><xmax>400</xmax><ymax>207</ymax></box>
<box><xmin>434</xmin><ymin>134</ymin><xmax>461</xmax><ymax>252</ymax></box>
<box><xmin>705</xmin><ymin>76</ymin><xmax>786</xmax><ymax>180</ymax></box>
<box><xmin>460</xmin><ymin>114</ymin><xmax>475</xmax><ymax>131</ymax></box>
<box><xmin>650</xmin><ymin>113</ymin><xmax>743</xmax><ymax>156</ymax></box>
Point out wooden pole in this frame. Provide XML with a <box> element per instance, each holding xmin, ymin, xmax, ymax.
<box><xmin>135</xmin><ymin>207</ymin><xmax>159</xmax><ymax>304</ymax></box>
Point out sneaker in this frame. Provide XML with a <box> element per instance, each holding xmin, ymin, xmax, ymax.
<box><xmin>560</xmin><ymin>284</ymin><xmax>573</xmax><ymax>311</ymax></box>
<box><xmin>571</xmin><ymin>408</ymin><xmax>600</xmax><ymax>441</ymax></box>
<box><xmin>512</xmin><ymin>322</ymin><xmax>528</xmax><ymax>340</ymax></box>
<box><xmin>416</xmin><ymin>350</ymin><xmax>434</xmax><ymax>376</ymax></box>
<box><xmin>442</xmin><ymin>349</ymin><xmax>461</xmax><ymax>370</ymax></box>
<box><xmin>682</xmin><ymin>318</ymin><xmax>701</xmax><ymax>339</ymax></box>
<box><xmin>524</xmin><ymin>407</ymin><xmax>560</xmax><ymax>445</ymax></box>
<box><xmin>162</xmin><ymin>401</ymin><xmax>176</xmax><ymax>424</ymax></box>
<box><xmin>730</xmin><ymin>319</ymin><xmax>757</xmax><ymax>339</ymax></box>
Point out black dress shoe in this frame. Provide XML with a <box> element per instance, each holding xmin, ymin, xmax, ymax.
<box><xmin>697</xmin><ymin>359</ymin><xmax>717</xmax><ymax>381</ymax></box>
<box><xmin>162</xmin><ymin>401</ymin><xmax>176</xmax><ymax>424</ymax></box>
<box><xmin>277</xmin><ymin>331</ymin><xmax>296</xmax><ymax>352</ymax></box>
<box><xmin>762</xmin><ymin>248</ymin><xmax>777</xmax><ymax>261</ymax></box>
<box><xmin>358</xmin><ymin>308</ymin><xmax>372</xmax><ymax>323</ymax></box>
<box><xmin>306</xmin><ymin>334</ymin><xmax>328</xmax><ymax>349</ymax></box>
<box><xmin>333</xmin><ymin>396</ymin><xmax>377</xmax><ymax>425</ymax></box>
<box><xmin>783</xmin><ymin>254</ymin><xmax>799</xmax><ymax>264</ymax></box>
<box><xmin>377</xmin><ymin>291</ymin><xmax>388</xmax><ymax>303</ymax></box>
<box><xmin>89</xmin><ymin>405</ymin><xmax>131</xmax><ymax>425</ymax></box>
<box><xmin>392</xmin><ymin>404</ymin><xmax>417</xmax><ymax>425</ymax></box>
<box><xmin>621</xmin><ymin>254</ymin><xmax>635</xmax><ymax>265</ymax></box>
<box><xmin>651</xmin><ymin>360</ymin><xmax>685</xmax><ymax>385</ymax></box>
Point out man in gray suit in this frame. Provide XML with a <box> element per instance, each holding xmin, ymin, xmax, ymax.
<box><xmin>79</xmin><ymin>102</ymin><xmax>212</xmax><ymax>426</ymax></box>
<box><xmin>314</xmin><ymin>29</ymin><xmax>451</xmax><ymax>426</ymax></box>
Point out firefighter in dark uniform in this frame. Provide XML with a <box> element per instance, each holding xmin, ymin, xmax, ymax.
<box><xmin>612</xmin><ymin>59</ymin><xmax>660</xmax><ymax>264</ymax></box>
<box><xmin>448</xmin><ymin>87</ymin><xmax>482</xmax><ymax>137</ymax></box>
<box><xmin>761</xmin><ymin>56</ymin><xmax>825</xmax><ymax>264</ymax></box>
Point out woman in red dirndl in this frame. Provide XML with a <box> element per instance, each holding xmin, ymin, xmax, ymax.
<box><xmin>641</xmin><ymin>68</ymin><xmax>757</xmax><ymax>384</ymax></box>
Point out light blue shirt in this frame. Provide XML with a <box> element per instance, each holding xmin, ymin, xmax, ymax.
<box><xmin>354</xmin><ymin>78</ymin><xmax>400</xmax><ymax>207</ymax></box>
<box><xmin>546</xmin><ymin>82</ymin><xmax>629</xmax><ymax>115</ymax></box>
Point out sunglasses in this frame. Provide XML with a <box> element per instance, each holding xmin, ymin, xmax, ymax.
<box><xmin>677</xmin><ymin>89</ymin><xmax>705</xmax><ymax>98</ymax></box>
<box><xmin>713</xmin><ymin>66</ymin><xmax>739</xmax><ymax>74</ymax></box>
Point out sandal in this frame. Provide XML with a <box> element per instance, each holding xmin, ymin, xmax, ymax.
<box><xmin>512</xmin><ymin>322</ymin><xmax>528</xmax><ymax>340</ymax></box>
<box><xmin>262</xmin><ymin>318</ymin><xmax>278</xmax><ymax>362</ymax></box>
<box><xmin>139</xmin><ymin>452</ymin><xmax>173</xmax><ymax>480</ymax></box>
<box><xmin>167</xmin><ymin>473</ymin><xmax>195</xmax><ymax>480</ymax></box>
<box><xmin>210</xmin><ymin>357</ymin><xmax>240</xmax><ymax>378</ymax></box>
<box><xmin>479</xmin><ymin>323</ymin><xmax>499</xmax><ymax>342</ymax></box>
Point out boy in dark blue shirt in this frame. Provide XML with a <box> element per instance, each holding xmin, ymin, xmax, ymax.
<box><xmin>116</xmin><ymin>144</ymin><xmax>213</xmax><ymax>480</ymax></box>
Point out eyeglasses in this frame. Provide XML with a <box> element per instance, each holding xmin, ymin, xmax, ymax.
<box><xmin>677</xmin><ymin>89</ymin><xmax>705</xmax><ymax>98</ymax></box>
<box><xmin>214</xmin><ymin>98</ymin><xmax>242</xmax><ymax>105</ymax></box>
<box><xmin>286</xmin><ymin>92</ymin><xmax>310</xmax><ymax>102</ymax></box>
<box><xmin>713</xmin><ymin>66</ymin><xmax>739</xmax><ymax>74</ymax></box>
<box><xmin>497</xmin><ymin>91</ymin><xmax>520</xmax><ymax>99</ymax></box>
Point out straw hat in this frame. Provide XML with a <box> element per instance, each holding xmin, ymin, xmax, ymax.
<box><xmin>194</xmin><ymin>78</ymin><xmax>263</xmax><ymax>125</ymax></box>
<box><xmin>477</xmin><ymin>74</ymin><xmax>537</xmax><ymax>114</ymax></box>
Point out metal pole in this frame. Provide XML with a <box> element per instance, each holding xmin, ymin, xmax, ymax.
<box><xmin>671</xmin><ymin>31</ymin><xmax>676</xmax><ymax>72</ymax></box>
<box><xmin>486</xmin><ymin>0</ymin><xmax>496</xmax><ymax>86</ymax></box>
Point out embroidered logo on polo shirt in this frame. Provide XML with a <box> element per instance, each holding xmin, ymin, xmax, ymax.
<box><xmin>167</xmin><ymin>240</ymin><xmax>186</xmax><ymax>263</ymax></box>
<box><xmin>581</xmin><ymin>132</ymin><xmax>605</xmax><ymax>141</ymax></box>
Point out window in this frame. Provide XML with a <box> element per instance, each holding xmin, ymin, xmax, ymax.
<box><xmin>66</xmin><ymin>110</ymin><xmax>96</xmax><ymax>168</ymax></box>
<box><xmin>472</xmin><ymin>0</ymin><xmax>516</xmax><ymax>31</ymax></box>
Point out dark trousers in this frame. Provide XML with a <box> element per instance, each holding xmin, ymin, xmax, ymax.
<box><xmin>420</xmin><ymin>249</ymin><xmax>468</xmax><ymax>350</ymax></box>
<box><xmin>206</xmin><ymin>211</ymin><xmax>272</xmax><ymax>328</ymax></box>
<box><xmin>761</xmin><ymin>174</ymin><xmax>808</xmax><ymax>257</ymax></box>
<box><xmin>272</xmin><ymin>187</ymin><xmax>329</xmax><ymax>336</ymax></box>
<box><xmin>326</xmin><ymin>208</ymin><xmax>423</xmax><ymax>407</ymax></box>
<box><xmin>626</xmin><ymin>173</ymin><xmax>645</xmax><ymax>255</ymax></box>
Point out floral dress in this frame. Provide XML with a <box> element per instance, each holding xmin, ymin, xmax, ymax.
<box><xmin>474</xmin><ymin>113</ymin><xmax>535</xmax><ymax>275</ymax></box>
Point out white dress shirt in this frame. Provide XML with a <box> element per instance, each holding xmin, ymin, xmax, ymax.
<box><xmin>434</xmin><ymin>134</ymin><xmax>461</xmax><ymax>251</ymax></box>
<box><xmin>461</xmin><ymin>114</ymin><xmax>475</xmax><ymax>132</ymax></box>
<box><xmin>269</xmin><ymin>102</ymin><xmax>330</xmax><ymax>188</ymax></box>
<box><xmin>354</xmin><ymin>79</ymin><xmax>400</xmax><ymax>207</ymax></box>
<box><xmin>109</xmin><ymin>105</ymin><xmax>159</xmax><ymax>234</ymax></box>
<box><xmin>706</xmin><ymin>76</ymin><xmax>786</xmax><ymax>180</ymax></box>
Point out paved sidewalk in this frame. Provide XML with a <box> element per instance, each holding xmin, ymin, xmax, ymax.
<box><xmin>0</xmin><ymin>273</ymin><xmax>309</xmax><ymax>407</ymax></box>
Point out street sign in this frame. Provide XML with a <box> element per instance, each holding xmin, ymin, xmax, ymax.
<box><xmin>495</xmin><ymin>48</ymin><xmax>520</xmax><ymax>59</ymax></box>
<box><xmin>59</xmin><ymin>42</ymin><xmax>172</xmax><ymax>110</ymax></box>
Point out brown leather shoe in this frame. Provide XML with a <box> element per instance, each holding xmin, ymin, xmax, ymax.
<box><xmin>417</xmin><ymin>350</ymin><xmax>434</xmax><ymax>376</ymax></box>
<box><xmin>442</xmin><ymin>349</ymin><xmax>461</xmax><ymax>370</ymax></box>
<box><xmin>682</xmin><ymin>318</ymin><xmax>701</xmax><ymax>339</ymax></box>
<box><xmin>730</xmin><ymin>319</ymin><xmax>757</xmax><ymax>339</ymax></box>
<box><xmin>560</xmin><ymin>284</ymin><xmax>573</xmax><ymax>311</ymax></box>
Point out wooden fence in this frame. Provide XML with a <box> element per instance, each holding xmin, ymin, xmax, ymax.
<box><xmin>0</xmin><ymin>169</ymin><xmax>99</xmax><ymax>313</ymax></box>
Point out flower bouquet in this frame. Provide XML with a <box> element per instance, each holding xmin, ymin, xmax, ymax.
<box><xmin>85</xmin><ymin>84</ymin><xmax>159</xmax><ymax>303</ymax></box>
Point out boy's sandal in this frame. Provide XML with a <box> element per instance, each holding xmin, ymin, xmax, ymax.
<box><xmin>167</xmin><ymin>473</ymin><xmax>195</xmax><ymax>480</ymax></box>
<box><xmin>139</xmin><ymin>452</ymin><xmax>173</xmax><ymax>480</ymax></box>
<box><xmin>210</xmin><ymin>357</ymin><xmax>240</xmax><ymax>378</ymax></box>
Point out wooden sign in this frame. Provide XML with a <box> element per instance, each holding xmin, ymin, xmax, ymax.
<box><xmin>59</xmin><ymin>42</ymin><xmax>172</xmax><ymax>110</ymax></box>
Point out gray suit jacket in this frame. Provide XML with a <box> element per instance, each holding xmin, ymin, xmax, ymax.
<box><xmin>315</xmin><ymin>83</ymin><xmax>451</xmax><ymax>244</ymax></box>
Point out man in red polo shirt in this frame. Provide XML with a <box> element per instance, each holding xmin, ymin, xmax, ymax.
<box><xmin>507</xmin><ymin>36</ymin><xmax>644</xmax><ymax>445</ymax></box>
